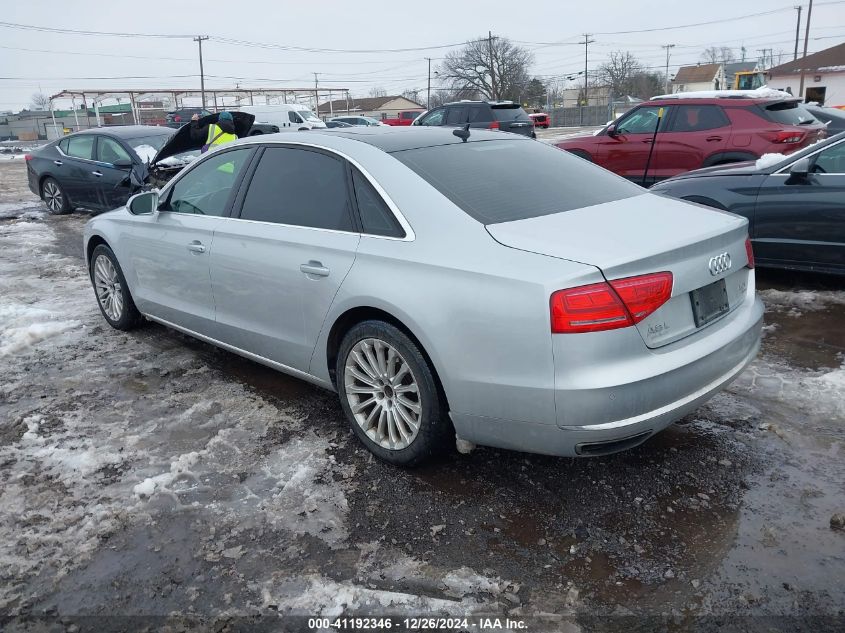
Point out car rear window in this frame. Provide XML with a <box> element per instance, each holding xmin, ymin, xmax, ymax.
<box><xmin>492</xmin><ymin>104</ymin><xmax>530</xmax><ymax>122</ymax></box>
<box><xmin>759</xmin><ymin>101</ymin><xmax>818</xmax><ymax>126</ymax></box>
<box><xmin>392</xmin><ymin>139</ymin><xmax>643</xmax><ymax>224</ymax></box>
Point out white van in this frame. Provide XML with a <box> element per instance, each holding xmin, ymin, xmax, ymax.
<box><xmin>239</xmin><ymin>104</ymin><xmax>326</xmax><ymax>132</ymax></box>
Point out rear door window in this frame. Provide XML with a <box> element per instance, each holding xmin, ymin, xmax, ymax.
<box><xmin>469</xmin><ymin>106</ymin><xmax>490</xmax><ymax>123</ymax></box>
<box><xmin>393</xmin><ymin>139</ymin><xmax>642</xmax><ymax>224</ymax></box>
<box><xmin>446</xmin><ymin>106</ymin><xmax>468</xmax><ymax>125</ymax></box>
<box><xmin>668</xmin><ymin>105</ymin><xmax>729</xmax><ymax>132</ymax></box>
<box><xmin>65</xmin><ymin>135</ymin><xmax>96</xmax><ymax>160</ymax></box>
<box><xmin>239</xmin><ymin>147</ymin><xmax>354</xmax><ymax>231</ymax></box>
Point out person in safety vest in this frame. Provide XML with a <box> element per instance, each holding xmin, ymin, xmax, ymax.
<box><xmin>190</xmin><ymin>111</ymin><xmax>237</xmax><ymax>153</ymax></box>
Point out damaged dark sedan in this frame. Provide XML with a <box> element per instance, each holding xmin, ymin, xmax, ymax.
<box><xmin>26</xmin><ymin>112</ymin><xmax>255</xmax><ymax>214</ymax></box>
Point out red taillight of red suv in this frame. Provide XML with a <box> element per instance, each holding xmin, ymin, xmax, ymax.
<box><xmin>24</xmin><ymin>154</ymin><xmax>33</xmax><ymax>161</ymax></box>
<box><xmin>767</xmin><ymin>130</ymin><xmax>805</xmax><ymax>144</ymax></box>
<box><xmin>550</xmin><ymin>272</ymin><xmax>673</xmax><ymax>333</ymax></box>
<box><xmin>488</xmin><ymin>121</ymin><xmax>500</xmax><ymax>130</ymax></box>
<box><xmin>745</xmin><ymin>238</ymin><xmax>755</xmax><ymax>269</ymax></box>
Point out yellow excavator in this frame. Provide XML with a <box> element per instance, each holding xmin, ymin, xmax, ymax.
<box><xmin>733</xmin><ymin>70</ymin><xmax>766</xmax><ymax>91</ymax></box>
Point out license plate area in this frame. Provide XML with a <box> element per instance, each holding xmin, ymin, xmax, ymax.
<box><xmin>690</xmin><ymin>278</ymin><xmax>729</xmax><ymax>328</ymax></box>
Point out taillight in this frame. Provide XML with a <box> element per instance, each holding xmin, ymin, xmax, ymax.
<box><xmin>745</xmin><ymin>238</ymin><xmax>755</xmax><ymax>269</ymax></box>
<box><xmin>550</xmin><ymin>272</ymin><xmax>673</xmax><ymax>334</ymax></box>
<box><xmin>24</xmin><ymin>154</ymin><xmax>33</xmax><ymax>161</ymax></box>
<box><xmin>769</xmin><ymin>130</ymin><xmax>805</xmax><ymax>144</ymax></box>
<box><xmin>488</xmin><ymin>121</ymin><xmax>500</xmax><ymax>130</ymax></box>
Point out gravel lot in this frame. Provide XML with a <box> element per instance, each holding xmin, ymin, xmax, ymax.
<box><xmin>1</xmin><ymin>157</ymin><xmax>843</xmax><ymax>632</ymax></box>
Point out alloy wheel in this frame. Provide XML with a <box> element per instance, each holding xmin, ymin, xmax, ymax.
<box><xmin>93</xmin><ymin>254</ymin><xmax>124</xmax><ymax>321</ymax></box>
<box><xmin>344</xmin><ymin>338</ymin><xmax>422</xmax><ymax>450</ymax></box>
<box><xmin>43</xmin><ymin>181</ymin><xmax>63</xmax><ymax>212</ymax></box>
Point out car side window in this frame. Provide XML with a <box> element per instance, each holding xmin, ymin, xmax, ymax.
<box><xmin>812</xmin><ymin>141</ymin><xmax>845</xmax><ymax>174</ymax></box>
<box><xmin>288</xmin><ymin>111</ymin><xmax>303</xmax><ymax>124</ymax></box>
<box><xmin>97</xmin><ymin>137</ymin><xmax>132</xmax><ymax>164</ymax></box>
<box><xmin>239</xmin><ymin>147</ymin><xmax>354</xmax><ymax>231</ymax></box>
<box><xmin>65</xmin><ymin>135</ymin><xmax>96</xmax><ymax>160</ymax></box>
<box><xmin>163</xmin><ymin>148</ymin><xmax>252</xmax><ymax>216</ymax></box>
<box><xmin>446</xmin><ymin>106</ymin><xmax>468</xmax><ymax>125</ymax></box>
<box><xmin>351</xmin><ymin>168</ymin><xmax>405</xmax><ymax>238</ymax></box>
<box><xmin>616</xmin><ymin>106</ymin><xmax>671</xmax><ymax>134</ymax></box>
<box><xmin>58</xmin><ymin>138</ymin><xmax>70</xmax><ymax>154</ymax></box>
<box><xmin>668</xmin><ymin>105</ymin><xmax>729</xmax><ymax>132</ymax></box>
<box><xmin>419</xmin><ymin>109</ymin><xmax>445</xmax><ymax>126</ymax></box>
<box><xmin>469</xmin><ymin>106</ymin><xmax>489</xmax><ymax>123</ymax></box>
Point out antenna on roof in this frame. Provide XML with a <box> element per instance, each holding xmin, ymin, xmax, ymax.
<box><xmin>453</xmin><ymin>123</ymin><xmax>471</xmax><ymax>142</ymax></box>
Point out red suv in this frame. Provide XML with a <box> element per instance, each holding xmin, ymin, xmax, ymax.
<box><xmin>556</xmin><ymin>94</ymin><xmax>826</xmax><ymax>185</ymax></box>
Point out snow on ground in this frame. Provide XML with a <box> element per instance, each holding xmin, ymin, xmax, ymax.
<box><xmin>759</xmin><ymin>287</ymin><xmax>845</xmax><ymax>314</ymax></box>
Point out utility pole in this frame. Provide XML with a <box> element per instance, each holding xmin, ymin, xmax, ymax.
<box><xmin>580</xmin><ymin>34</ymin><xmax>594</xmax><ymax>126</ymax></box>
<box><xmin>194</xmin><ymin>36</ymin><xmax>209</xmax><ymax>110</ymax></box>
<box><xmin>794</xmin><ymin>5</ymin><xmax>803</xmax><ymax>60</ymax></box>
<box><xmin>662</xmin><ymin>44</ymin><xmax>675</xmax><ymax>93</ymax></box>
<box><xmin>798</xmin><ymin>0</ymin><xmax>813</xmax><ymax>99</ymax></box>
<box><xmin>488</xmin><ymin>32</ymin><xmax>497</xmax><ymax>100</ymax></box>
<box><xmin>425</xmin><ymin>57</ymin><xmax>432</xmax><ymax>109</ymax></box>
<box><xmin>313</xmin><ymin>72</ymin><xmax>320</xmax><ymax>115</ymax></box>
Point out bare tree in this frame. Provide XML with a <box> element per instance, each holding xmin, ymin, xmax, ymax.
<box><xmin>701</xmin><ymin>46</ymin><xmax>734</xmax><ymax>65</ymax></box>
<box><xmin>598</xmin><ymin>51</ymin><xmax>642</xmax><ymax>98</ymax></box>
<box><xmin>401</xmin><ymin>88</ymin><xmax>422</xmax><ymax>105</ymax></box>
<box><xmin>30</xmin><ymin>92</ymin><xmax>51</xmax><ymax>111</ymax></box>
<box><xmin>368</xmin><ymin>87</ymin><xmax>387</xmax><ymax>98</ymax></box>
<box><xmin>438</xmin><ymin>36</ymin><xmax>533</xmax><ymax>102</ymax></box>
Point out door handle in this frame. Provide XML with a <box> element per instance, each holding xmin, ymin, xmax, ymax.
<box><xmin>187</xmin><ymin>241</ymin><xmax>206</xmax><ymax>254</ymax></box>
<box><xmin>706</xmin><ymin>136</ymin><xmax>723</xmax><ymax>142</ymax></box>
<box><xmin>53</xmin><ymin>160</ymin><xmax>63</xmax><ymax>166</ymax></box>
<box><xmin>300</xmin><ymin>261</ymin><xmax>330</xmax><ymax>277</ymax></box>
<box><xmin>92</xmin><ymin>171</ymin><xmax>103</xmax><ymax>177</ymax></box>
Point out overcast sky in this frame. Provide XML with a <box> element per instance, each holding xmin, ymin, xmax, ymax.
<box><xmin>1</xmin><ymin>0</ymin><xmax>843</xmax><ymax>111</ymax></box>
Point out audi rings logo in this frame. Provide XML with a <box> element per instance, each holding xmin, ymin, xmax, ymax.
<box><xmin>708</xmin><ymin>252</ymin><xmax>732</xmax><ymax>276</ymax></box>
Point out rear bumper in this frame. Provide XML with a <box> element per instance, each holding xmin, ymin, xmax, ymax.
<box><xmin>449</xmin><ymin>291</ymin><xmax>763</xmax><ymax>458</ymax></box>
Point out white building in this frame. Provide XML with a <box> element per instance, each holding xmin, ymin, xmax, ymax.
<box><xmin>671</xmin><ymin>63</ymin><xmax>726</xmax><ymax>93</ymax></box>
<box><xmin>766</xmin><ymin>42</ymin><xmax>845</xmax><ymax>107</ymax></box>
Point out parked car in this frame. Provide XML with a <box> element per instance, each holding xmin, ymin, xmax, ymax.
<box><xmin>529</xmin><ymin>112</ymin><xmax>550</xmax><ymax>129</ymax></box>
<box><xmin>329</xmin><ymin>116</ymin><xmax>386</xmax><ymax>127</ymax></box>
<box><xmin>557</xmin><ymin>92</ymin><xmax>827</xmax><ymax>185</ymax></box>
<box><xmin>651</xmin><ymin>131</ymin><xmax>845</xmax><ymax>275</ymax></box>
<box><xmin>325</xmin><ymin>120</ymin><xmax>354</xmax><ymax>128</ymax></box>
<box><xmin>382</xmin><ymin>110</ymin><xmax>425</xmax><ymax>126</ymax></box>
<box><xmin>239</xmin><ymin>104</ymin><xmax>326</xmax><ymax>131</ymax></box>
<box><xmin>248</xmin><ymin>123</ymin><xmax>280</xmax><ymax>136</ymax></box>
<box><xmin>27</xmin><ymin>114</ymin><xmax>256</xmax><ymax>213</ymax></box>
<box><xmin>165</xmin><ymin>108</ymin><xmax>211</xmax><ymax>129</ymax></box>
<box><xmin>412</xmin><ymin>100</ymin><xmax>536</xmax><ymax>138</ymax></box>
<box><xmin>803</xmin><ymin>104</ymin><xmax>845</xmax><ymax>136</ymax></box>
<box><xmin>26</xmin><ymin>126</ymin><xmax>175</xmax><ymax>214</ymax></box>
<box><xmin>83</xmin><ymin>126</ymin><xmax>762</xmax><ymax>466</ymax></box>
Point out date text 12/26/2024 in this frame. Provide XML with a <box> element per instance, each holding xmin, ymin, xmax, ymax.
<box><xmin>307</xmin><ymin>617</ymin><xmax>529</xmax><ymax>631</ymax></box>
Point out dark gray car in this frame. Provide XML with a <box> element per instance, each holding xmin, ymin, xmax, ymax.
<box><xmin>413</xmin><ymin>101</ymin><xmax>536</xmax><ymax>138</ymax></box>
<box><xmin>651</xmin><ymin>131</ymin><xmax>845</xmax><ymax>275</ymax></box>
<box><xmin>803</xmin><ymin>104</ymin><xmax>845</xmax><ymax>136</ymax></box>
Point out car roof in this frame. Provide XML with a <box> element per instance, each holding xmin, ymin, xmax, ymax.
<box><xmin>236</xmin><ymin>126</ymin><xmax>529</xmax><ymax>153</ymax></box>
<box><xmin>71</xmin><ymin>125</ymin><xmax>174</xmax><ymax>139</ymax></box>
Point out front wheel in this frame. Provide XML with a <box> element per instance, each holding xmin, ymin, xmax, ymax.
<box><xmin>89</xmin><ymin>244</ymin><xmax>143</xmax><ymax>331</ymax></box>
<box><xmin>337</xmin><ymin>320</ymin><xmax>453</xmax><ymax>466</ymax></box>
<box><xmin>42</xmin><ymin>177</ymin><xmax>70</xmax><ymax>214</ymax></box>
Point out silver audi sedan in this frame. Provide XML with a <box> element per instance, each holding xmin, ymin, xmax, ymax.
<box><xmin>83</xmin><ymin>127</ymin><xmax>763</xmax><ymax>466</ymax></box>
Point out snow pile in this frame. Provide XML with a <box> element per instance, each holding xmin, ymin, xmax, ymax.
<box><xmin>755</xmin><ymin>153</ymin><xmax>787</xmax><ymax>169</ymax></box>
<box><xmin>759</xmin><ymin>288</ymin><xmax>845</xmax><ymax>312</ymax></box>
<box><xmin>0</xmin><ymin>303</ymin><xmax>81</xmax><ymax>357</ymax></box>
<box><xmin>817</xmin><ymin>65</ymin><xmax>845</xmax><ymax>72</ymax></box>
<box><xmin>442</xmin><ymin>567</ymin><xmax>506</xmax><ymax>598</ymax></box>
<box><xmin>131</xmin><ymin>144</ymin><xmax>157</xmax><ymax>163</ymax></box>
<box><xmin>651</xmin><ymin>86</ymin><xmax>794</xmax><ymax>100</ymax></box>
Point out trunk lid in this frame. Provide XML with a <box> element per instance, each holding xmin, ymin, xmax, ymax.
<box><xmin>486</xmin><ymin>192</ymin><xmax>752</xmax><ymax>347</ymax></box>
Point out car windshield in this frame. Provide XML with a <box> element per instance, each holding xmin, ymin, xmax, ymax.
<box><xmin>393</xmin><ymin>139</ymin><xmax>643</xmax><ymax>224</ymax></box>
<box><xmin>297</xmin><ymin>110</ymin><xmax>321</xmax><ymax>123</ymax></box>
<box><xmin>762</xmin><ymin>102</ymin><xmax>818</xmax><ymax>126</ymax></box>
<box><xmin>126</xmin><ymin>133</ymin><xmax>174</xmax><ymax>163</ymax></box>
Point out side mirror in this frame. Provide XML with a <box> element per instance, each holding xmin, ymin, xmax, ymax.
<box><xmin>787</xmin><ymin>157</ymin><xmax>810</xmax><ymax>181</ymax></box>
<box><xmin>113</xmin><ymin>158</ymin><xmax>134</xmax><ymax>169</ymax></box>
<box><xmin>127</xmin><ymin>190</ymin><xmax>158</xmax><ymax>215</ymax></box>
<box><xmin>606</xmin><ymin>124</ymin><xmax>619</xmax><ymax>137</ymax></box>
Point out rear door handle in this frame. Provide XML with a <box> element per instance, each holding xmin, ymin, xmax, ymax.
<box><xmin>92</xmin><ymin>171</ymin><xmax>103</xmax><ymax>177</ymax></box>
<box><xmin>53</xmin><ymin>160</ymin><xmax>63</xmax><ymax>166</ymax></box>
<box><xmin>187</xmin><ymin>241</ymin><xmax>206</xmax><ymax>254</ymax></box>
<box><xmin>300</xmin><ymin>261</ymin><xmax>330</xmax><ymax>277</ymax></box>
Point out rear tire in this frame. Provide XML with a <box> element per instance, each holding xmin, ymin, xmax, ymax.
<box><xmin>89</xmin><ymin>244</ymin><xmax>143</xmax><ymax>331</ymax></box>
<box><xmin>41</xmin><ymin>177</ymin><xmax>70</xmax><ymax>214</ymax></box>
<box><xmin>337</xmin><ymin>320</ymin><xmax>453</xmax><ymax>466</ymax></box>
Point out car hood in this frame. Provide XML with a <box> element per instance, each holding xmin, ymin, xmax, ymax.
<box><xmin>151</xmin><ymin>111</ymin><xmax>255</xmax><ymax>165</ymax></box>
